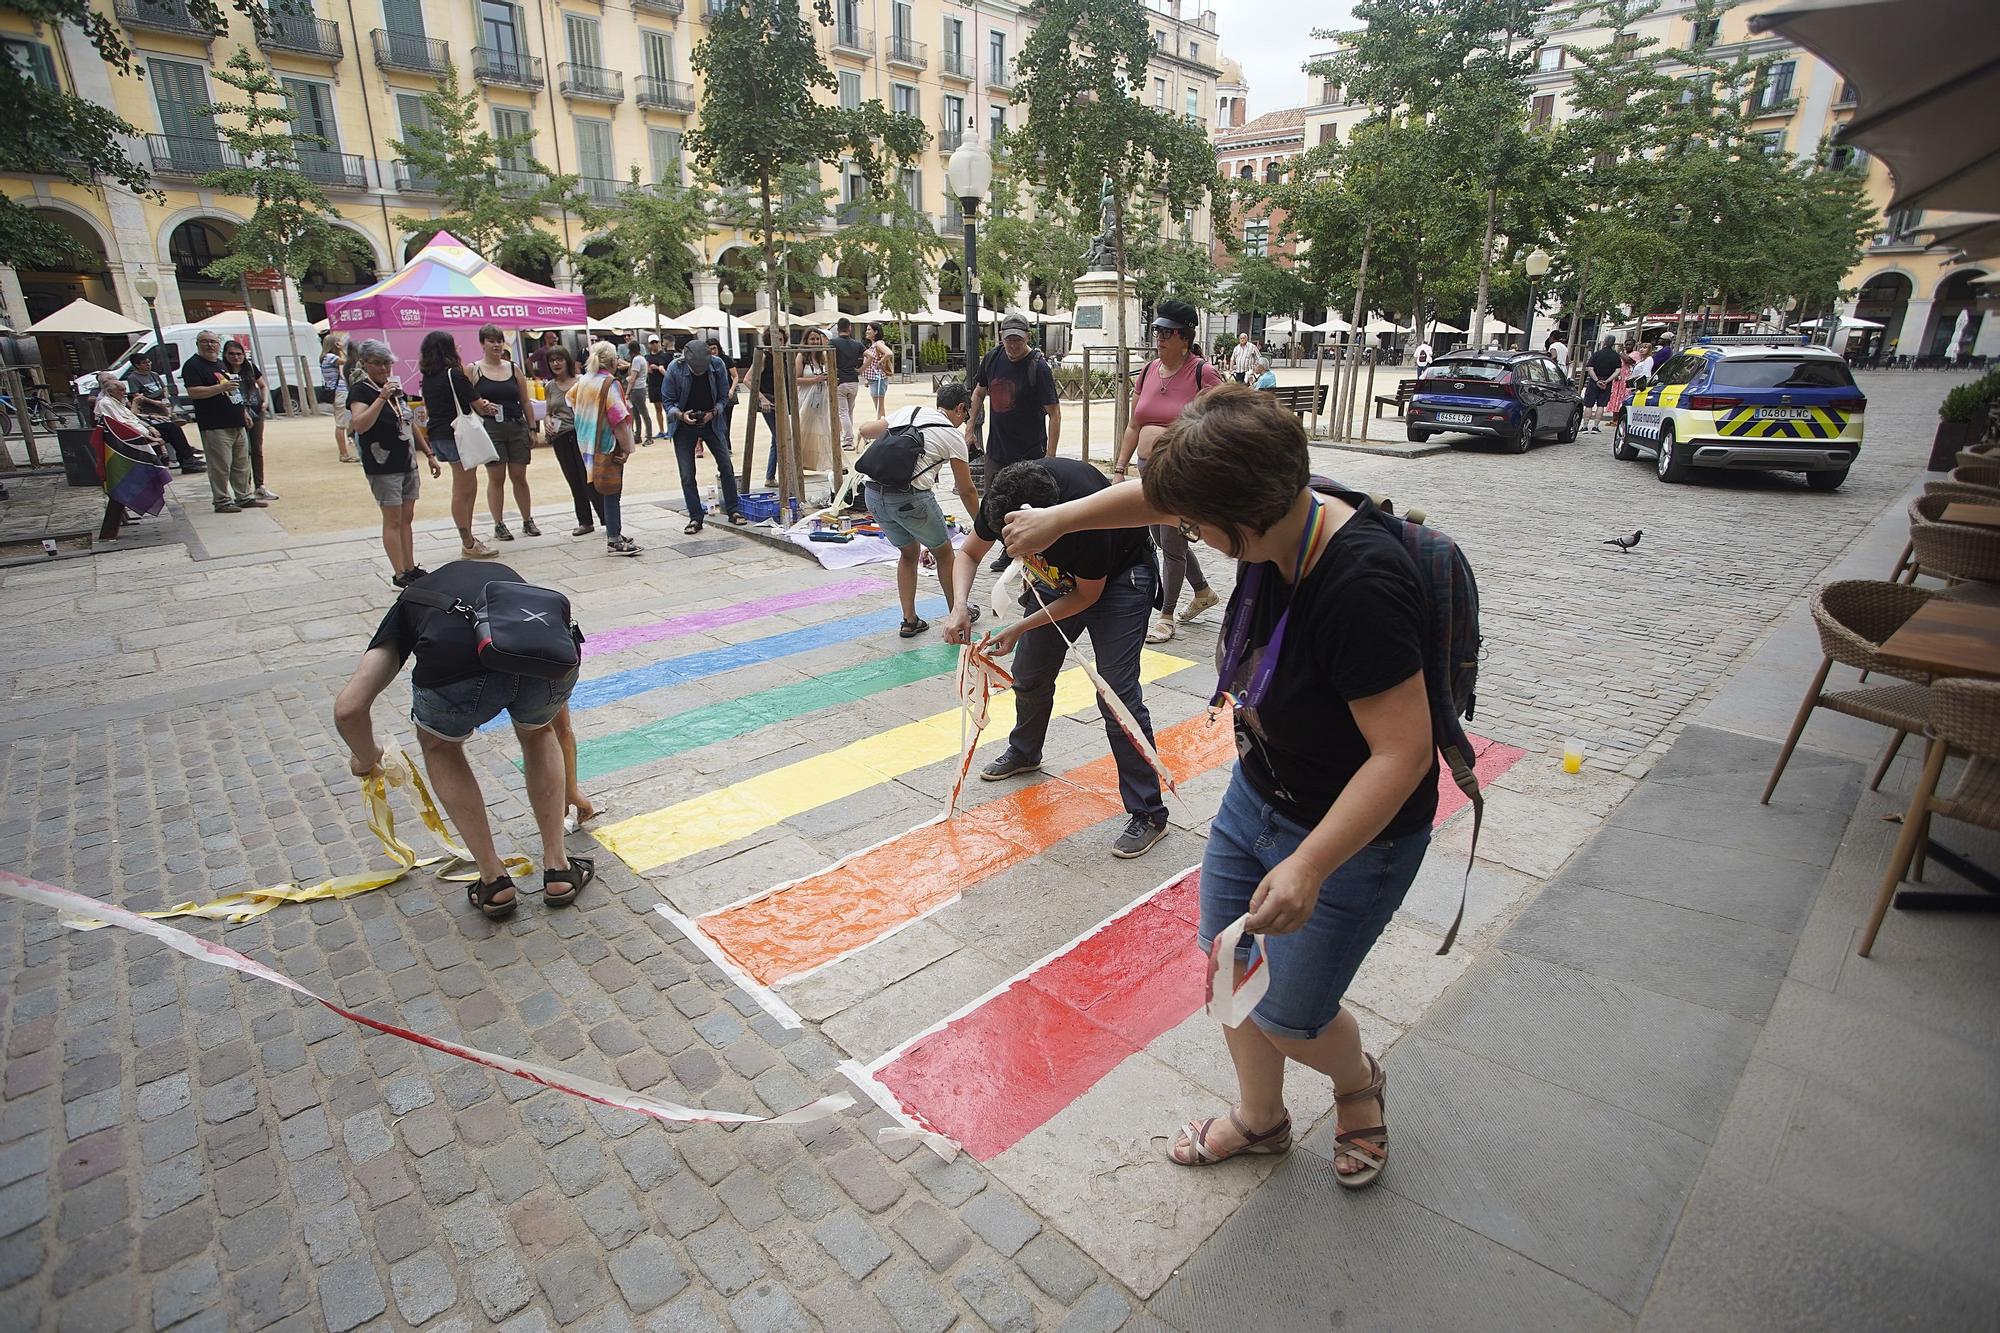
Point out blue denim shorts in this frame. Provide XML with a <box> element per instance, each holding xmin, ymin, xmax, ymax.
<box><xmin>1197</xmin><ymin>768</ymin><xmax>1430</xmax><ymax>1040</ymax></box>
<box><xmin>411</xmin><ymin>669</ymin><xmax>577</xmax><ymax>742</ymax></box>
<box><xmin>428</xmin><ymin>430</ymin><xmax>461</xmax><ymax>465</ymax></box>
<box><xmin>865</xmin><ymin>482</ymin><xmax>951</xmax><ymax>551</ymax></box>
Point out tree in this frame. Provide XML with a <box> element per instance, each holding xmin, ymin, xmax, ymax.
<box><xmin>835</xmin><ymin>187</ymin><xmax>951</xmax><ymax>325</ymax></box>
<box><xmin>1011</xmin><ymin>0</ymin><xmax>1217</xmax><ymax>435</ymax></box>
<box><xmin>390</xmin><ymin>63</ymin><xmax>580</xmax><ymax>276</ymax></box>
<box><xmin>687</xmin><ymin>0</ymin><xmax>926</xmax><ymax>505</ymax></box>
<box><xmin>972</xmin><ymin>148</ymin><xmax>1093</xmax><ymax>316</ymax></box>
<box><xmin>197</xmin><ymin>47</ymin><xmax>372</xmax><ymax>382</ymax></box>
<box><xmin>0</xmin><ymin>0</ymin><xmax>270</xmax><ymax>268</ymax></box>
<box><xmin>570</xmin><ymin>171</ymin><xmax>709</xmax><ymax>322</ymax></box>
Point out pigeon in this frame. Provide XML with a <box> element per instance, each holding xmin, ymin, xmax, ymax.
<box><xmin>1602</xmin><ymin>529</ymin><xmax>1643</xmax><ymax>551</ymax></box>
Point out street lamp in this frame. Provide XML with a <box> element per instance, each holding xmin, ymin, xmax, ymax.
<box><xmin>131</xmin><ymin>271</ymin><xmax>176</xmax><ymax>399</ymax></box>
<box><xmin>945</xmin><ymin>134</ymin><xmax>993</xmax><ymax>382</ymax></box>
<box><xmin>1522</xmin><ymin>246</ymin><xmax>1552</xmax><ymax>350</ymax></box>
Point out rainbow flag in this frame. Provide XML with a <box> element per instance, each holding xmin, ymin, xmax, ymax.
<box><xmin>90</xmin><ymin>423</ymin><xmax>173</xmax><ymax>516</ymax></box>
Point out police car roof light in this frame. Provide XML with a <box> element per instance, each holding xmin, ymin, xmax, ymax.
<box><xmin>1694</xmin><ymin>334</ymin><xmax>1812</xmax><ymax>347</ymax></box>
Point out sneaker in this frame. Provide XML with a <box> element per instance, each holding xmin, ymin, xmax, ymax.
<box><xmin>980</xmin><ymin>749</ymin><xmax>1041</xmax><ymax>781</ymax></box>
<box><xmin>213</xmin><ymin>502</ymin><xmax>241</xmax><ymax>514</ymax></box>
<box><xmin>254</xmin><ymin>485</ymin><xmax>280</xmax><ymax>501</ymax></box>
<box><xmin>572</xmin><ymin>524</ymin><xmax>595</xmax><ymax>537</ymax></box>
<box><xmin>461</xmin><ymin>539</ymin><xmax>500</xmax><ymax>559</ymax></box>
<box><xmin>404</xmin><ymin>565</ymin><xmax>429</xmax><ymax>583</ymax></box>
<box><xmin>521</xmin><ymin>518</ymin><xmax>541</xmax><ymax>537</ymax></box>
<box><xmin>237</xmin><ymin>496</ymin><xmax>269</xmax><ymax>508</ymax></box>
<box><xmin>1110</xmin><ymin>814</ymin><xmax>1170</xmax><ymax>859</ymax></box>
<box><xmin>493</xmin><ymin>521</ymin><xmax>514</xmax><ymax>541</ymax></box>
<box><xmin>989</xmin><ymin>551</ymin><xmax>1012</xmax><ymax>573</ymax></box>
<box><xmin>390</xmin><ymin>569</ymin><xmax>413</xmax><ymax>588</ymax></box>
<box><xmin>1179</xmin><ymin>586</ymin><xmax>1221</xmax><ymax>623</ymax></box>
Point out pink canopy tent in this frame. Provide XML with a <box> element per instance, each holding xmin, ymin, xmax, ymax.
<box><xmin>324</xmin><ymin>232</ymin><xmax>588</xmax><ymax>383</ymax></box>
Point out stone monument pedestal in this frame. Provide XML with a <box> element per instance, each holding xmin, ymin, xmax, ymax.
<box><xmin>1069</xmin><ymin>270</ymin><xmax>1143</xmax><ymax>354</ymax></box>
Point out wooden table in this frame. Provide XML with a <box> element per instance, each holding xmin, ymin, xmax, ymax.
<box><xmin>1877</xmin><ymin>599</ymin><xmax>2000</xmax><ymax>681</ymax></box>
<box><xmin>1940</xmin><ymin>502</ymin><xmax>2000</xmax><ymax>530</ymax></box>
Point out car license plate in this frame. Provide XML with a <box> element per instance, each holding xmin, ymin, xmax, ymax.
<box><xmin>1755</xmin><ymin>407</ymin><xmax>1813</xmax><ymax>420</ymax></box>
<box><xmin>1438</xmin><ymin>412</ymin><xmax>1474</xmax><ymax>424</ymax></box>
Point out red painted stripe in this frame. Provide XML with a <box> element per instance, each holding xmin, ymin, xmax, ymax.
<box><xmin>872</xmin><ymin>739</ymin><xmax>1526</xmax><ymax>1160</ymax></box>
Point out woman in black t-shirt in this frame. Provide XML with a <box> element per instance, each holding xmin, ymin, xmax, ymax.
<box><xmin>417</xmin><ymin>331</ymin><xmax>499</xmax><ymax>561</ymax></box>
<box><xmin>999</xmin><ymin>384</ymin><xmax>1437</xmax><ymax>1190</ymax></box>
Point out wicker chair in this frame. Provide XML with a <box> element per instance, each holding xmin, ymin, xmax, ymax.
<box><xmin>1890</xmin><ymin>493</ymin><xmax>1989</xmax><ymax>582</ymax></box>
<box><xmin>1859</xmin><ymin>678</ymin><xmax>2000</xmax><ymax>956</ymax></box>
<box><xmin>1763</xmin><ymin>581</ymin><xmax>1935</xmax><ymax>802</ymax></box>
<box><xmin>1952</xmin><ymin>462</ymin><xmax>2000</xmax><ymax>491</ymax></box>
<box><xmin>1956</xmin><ymin>446</ymin><xmax>1998</xmax><ymax>471</ymax></box>
<box><xmin>1910</xmin><ymin>519</ymin><xmax>2000</xmax><ymax>586</ymax></box>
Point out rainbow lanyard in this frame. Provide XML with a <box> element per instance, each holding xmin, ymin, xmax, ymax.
<box><xmin>1211</xmin><ymin>499</ymin><xmax>1327</xmax><ymax>715</ymax></box>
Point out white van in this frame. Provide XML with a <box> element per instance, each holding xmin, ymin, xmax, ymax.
<box><xmin>72</xmin><ymin>311</ymin><xmax>323</xmax><ymax>405</ymax></box>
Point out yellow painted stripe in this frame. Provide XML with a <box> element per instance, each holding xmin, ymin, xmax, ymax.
<box><xmin>1659</xmin><ymin>385</ymin><xmax>1686</xmax><ymax>409</ymax></box>
<box><xmin>595</xmin><ymin>650</ymin><xmax>1195</xmax><ymax>872</ymax></box>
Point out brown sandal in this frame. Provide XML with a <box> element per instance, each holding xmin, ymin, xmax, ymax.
<box><xmin>1331</xmin><ymin>1053</ymin><xmax>1388</xmax><ymax>1190</ymax></box>
<box><xmin>1167</xmin><ymin>1108</ymin><xmax>1292</xmax><ymax>1166</ymax></box>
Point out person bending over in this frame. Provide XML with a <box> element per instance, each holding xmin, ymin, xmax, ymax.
<box><xmin>1000</xmin><ymin>384</ymin><xmax>1436</xmax><ymax>1186</ymax></box>
<box><xmin>334</xmin><ymin>560</ymin><xmax>595</xmax><ymax>919</ymax></box>
<box><xmin>943</xmin><ymin>457</ymin><xmax>1169</xmax><ymax>860</ymax></box>
<box><xmin>857</xmin><ymin>379</ymin><xmax>984</xmax><ymax>638</ymax></box>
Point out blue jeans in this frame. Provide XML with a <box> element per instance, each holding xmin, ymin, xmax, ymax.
<box><xmin>1197</xmin><ymin>769</ymin><xmax>1430</xmax><ymax>1039</ymax></box>
<box><xmin>674</xmin><ymin>420</ymin><xmax>739</xmax><ymax>519</ymax></box>
<box><xmin>1007</xmin><ymin>560</ymin><xmax>1165</xmax><ymax>822</ymax></box>
<box><xmin>600</xmin><ymin>487</ymin><xmax>623</xmax><ymax>543</ymax></box>
<box><xmin>411</xmin><ymin>668</ymin><xmax>578</xmax><ymax>742</ymax></box>
<box><xmin>761</xmin><ymin>409</ymin><xmax>778</xmax><ymax>486</ymax></box>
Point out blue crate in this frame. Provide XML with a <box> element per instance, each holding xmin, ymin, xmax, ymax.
<box><xmin>737</xmin><ymin>491</ymin><xmax>783</xmax><ymax>522</ymax></box>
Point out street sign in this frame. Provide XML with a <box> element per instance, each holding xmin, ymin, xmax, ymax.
<box><xmin>244</xmin><ymin>270</ymin><xmax>284</xmax><ymax>291</ymax></box>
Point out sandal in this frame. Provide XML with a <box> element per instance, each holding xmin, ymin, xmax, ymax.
<box><xmin>521</xmin><ymin>518</ymin><xmax>541</xmax><ymax>537</ymax></box>
<box><xmin>543</xmin><ymin>857</ymin><xmax>594</xmax><ymax>908</ymax></box>
<box><xmin>1331</xmin><ymin>1053</ymin><xmax>1389</xmax><ymax>1190</ymax></box>
<box><xmin>1145</xmin><ymin>617</ymin><xmax>1177</xmax><ymax>644</ymax></box>
<box><xmin>899</xmin><ymin>616</ymin><xmax>929</xmax><ymax>638</ymax></box>
<box><xmin>466</xmin><ymin>875</ymin><xmax>517</xmax><ymax>921</ymax></box>
<box><xmin>684</xmin><ymin>518</ymin><xmax>703</xmax><ymax>535</ymax></box>
<box><xmin>729</xmin><ymin>511</ymin><xmax>749</xmax><ymax>526</ymax></box>
<box><xmin>1168</xmin><ymin>1107</ymin><xmax>1292</xmax><ymax>1166</ymax></box>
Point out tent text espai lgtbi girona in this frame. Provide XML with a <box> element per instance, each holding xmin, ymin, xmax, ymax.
<box><xmin>325</xmin><ymin>232</ymin><xmax>588</xmax><ymax>383</ymax></box>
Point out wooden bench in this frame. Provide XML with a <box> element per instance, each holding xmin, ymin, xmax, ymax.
<box><xmin>1374</xmin><ymin>379</ymin><xmax>1419</xmax><ymax>417</ymax></box>
<box><xmin>1265</xmin><ymin>382</ymin><xmax>1327</xmax><ymax>421</ymax></box>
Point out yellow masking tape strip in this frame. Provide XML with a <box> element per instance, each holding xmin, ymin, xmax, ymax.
<box><xmin>595</xmin><ymin>650</ymin><xmax>1193</xmax><ymax>872</ymax></box>
<box><xmin>62</xmin><ymin>751</ymin><xmax>532</xmax><ymax>930</ymax></box>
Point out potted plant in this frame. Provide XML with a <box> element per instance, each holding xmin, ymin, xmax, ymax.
<box><xmin>1930</xmin><ymin>371</ymin><xmax>2000</xmax><ymax>469</ymax></box>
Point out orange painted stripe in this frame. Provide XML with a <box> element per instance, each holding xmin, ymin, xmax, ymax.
<box><xmin>698</xmin><ymin>714</ymin><xmax>1240</xmax><ymax>985</ymax></box>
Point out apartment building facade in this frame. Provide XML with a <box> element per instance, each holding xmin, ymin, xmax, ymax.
<box><xmin>3</xmin><ymin>0</ymin><xmax>1219</xmax><ymax>339</ymax></box>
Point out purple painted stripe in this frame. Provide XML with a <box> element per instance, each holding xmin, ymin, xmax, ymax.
<box><xmin>586</xmin><ymin>577</ymin><xmax>883</xmax><ymax>657</ymax></box>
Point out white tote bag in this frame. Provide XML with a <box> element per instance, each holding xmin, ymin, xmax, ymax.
<box><xmin>449</xmin><ymin>370</ymin><xmax>498</xmax><ymax>470</ymax></box>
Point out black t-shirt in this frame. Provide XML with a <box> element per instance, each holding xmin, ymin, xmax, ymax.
<box><xmin>421</xmin><ymin>367</ymin><xmax>476</xmax><ymax>440</ymax></box>
<box><xmin>975</xmin><ymin>348</ymin><xmax>1059</xmax><ymax>460</ymax></box>
<box><xmin>830</xmin><ymin>335</ymin><xmax>865</xmax><ymax>384</ymax></box>
<box><xmin>123</xmin><ymin>369</ymin><xmax>172</xmax><ymax>414</ymax></box>
<box><xmin>974</xmin><ymin>457</ymin><xmax>1150</xmax><ymax>588</ymax></box>
<box><xmin>1586</xmin><ymin>346</ymin><xmax>1622</xmax><ymax>383</ymax></box>
<box><xmin>368</xmin><ymin>561</ymin><xmax>523</xmax><ymax>688</ymax></box>
<box><xmin>684</xmin><ymin>360</ymin><xmax>717</xmax><ymax>415</ymax></box>
<box><xmin>235</xmin><ymin>361</ymin><xmax>266</xmax><ymax>414</ymax></box>
<box><xmin>182</xmin><ymin>353</ymin><xmax>245</xmax><ymax>431</ymax></box>
<box><xmin>1225</xmin><ymin>502</ymin><xmax>1439</xmax><ymax>837</ymax></box>
<box><xmin>349</xmin><ymin>378</ymin><xmax>414</xmax><ymax>475</ymax></box>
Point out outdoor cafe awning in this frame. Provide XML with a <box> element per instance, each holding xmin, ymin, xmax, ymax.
<box><xmin>24</xmin><ymin>298</ymin><xmax>150</xmax><ymax>338</ymax></box>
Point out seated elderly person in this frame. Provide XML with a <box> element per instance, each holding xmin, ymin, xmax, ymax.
<box><xmin>92</xmin><ymin>378</ymin><xmax>176</xmax><ymax>540</ymax></box>
<box><xmin>119</xmin><ymin>349</ymin><xmax>201</xmax><ymax>473</ymax></box>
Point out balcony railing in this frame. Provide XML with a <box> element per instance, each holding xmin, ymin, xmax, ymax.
<box><xmin>631</xmin><ymin>0</ymin><xmax>684</xmax><ymax>13</ymax></box>
<box><xmin>937</xmin><ymin>210</ymin><xmax>965</xmax><ymax>234</ymax></box>
<box><xmin>259</xmin><ymin>11</ymin><xmax>342</xmax><ymax>60</ymax></box>
<box><xmin>295</xmin><ymin>145</ymin><xmax>367</xmax><ymax>189</ymax></box>
<box><xmin>558</xmin><ymin>62</ymin><xmax>624</xmax><ymax>103</ymax></box>
<box><xmin>393</xmin><ymin>160</ymin><xmax>440</xmax><ymax>193</ymax></box>
<box><xmin>472</xmin><ymin>47</ymin><xmax>544</xmax><ymax>90</ymax></box>
<box><xmin>635</xmin><ymin>76</ymin><xmax>696</xmax><ymax>111</ymax></box>
<box><xmin>939</xmin><ymin>48</ymin><xmax>972</xmax><ymax>81</ymax></box>
<box><xmin>372</xmin><ymin>29</ymin><xmax>450</xmax><ymax>75</ymax></box>
<box><xmin>937</xmin><ymin>128</ymin><xmax>964</xmax><ymax>153</ymax></box>
<box><xmin>116</xmin><ymin>0</ymin><xmax>207</xmax><ymax>38</ymax></box>
<box><xmin>701</xmin><ymin>0</ymin><xmax>730</xmax><ymax>18</ymax></box>
<box><xmin>886</xmin><ymin>36</ymin><xmax>926</xmax><ymax>69</ymax></box>
<box><xmin>833</xmin><ymin>23</ymin><xmax>873</xmax><ymax>57</ymax></box>
<box><xmin>580</xmin><ymin>176</ymin><xmax>624</xmax><ymax>206</ymax></box>
<box><xmin>985</xmin><ymin>64</ymin><xmax>1012</xmax><ymax>91</ymax></box>
<box><xmin>146</xmin><ymin>134</ymin><xmax>243</xmax><ymax>177</ymax></box>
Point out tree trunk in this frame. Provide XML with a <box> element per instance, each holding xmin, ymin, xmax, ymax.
<box><xmin>760</xmin><ymin>172</ymin><xmax>801</xmax><ymax>515</ymax></box>
<box><xmin>1568</xmin><ymin>252</ymin><xmax>1591</xmax><ymax>353</ymax></box>
<box><xmin>1335</xmin><ymin>221</ymin><xmax>1372</xmax><ymax>442</ymax></box>
<box><xmin>1469</xmin><ymin>177</ymin><xmax>1500</xmax><ymax>348</ymax></box>
<box><xmin>1111</xmin><ymin>190</ymin><xmax>1130</xmax><ymax>446</ymax></box>
<box><xmin>278</xmin><ymin>257</ymin><xmax>306</xmax><ymax>415</ymax></box>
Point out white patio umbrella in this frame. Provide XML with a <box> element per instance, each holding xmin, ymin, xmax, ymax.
<box><xmin>1480</xmin><ymin>316</ymin><xmax>1524</xmax><ymax>335</ymax></box>
<box><xmin>1793</xmin><ymin>315</ymin><xmax>1885</xmax><ymax>330</ymax></box>
<box><xmin>1359</xmin><ymin>314</ymin><xmax>1403</xmax><ymax>336</ymax></box>
<box><xmin>24</xmin><ymin>297</ymin><xmax>149</xmax><ymax>337</ymax></box>
<box><xmin>675</xmin><ymin>305</ymin><xmax>738</xmax><ymax>330</ymax></box>
<box><xmin>601</xmin><ymin>302</ymin><xmax>693</xmax><ymax>334</ymax></box>
<box><xmin>1262</xmin><ymin>316</ymin><xmax>1312</xmax><ymax>336</ymax></box>
<box><xmin>1315</xmin><ymin>314</ymin><xmax>1354</xmax><ymax>333</ymax></box>
<box><xmin>1428</xmin><ymin>320</ymin><xmax>1466</xmax><ymax>334</ymax></box>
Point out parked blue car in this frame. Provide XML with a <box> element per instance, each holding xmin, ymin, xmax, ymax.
<box><xmin>1406</xmin><ymin>350</ymin><xmax>1583</xmax><ymax>453</ymax></box>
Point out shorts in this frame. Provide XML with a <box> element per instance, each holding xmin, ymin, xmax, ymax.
<box><xmin>1196</xmin><ymin>768</ymin><xmax>1429</xmax><ymax>1040</ymax></box>
<box><xmin>488</xmin><ymin>417</ymin><xmax>532</xmax><ymax>464</ymax></box>
<box><xmin>1583</xmin><ymin>383</ymin><xmax>1610</xmax><ymax>408</ymax></box>
<box><xmin>411</xmin><ymin>668</ymin><xmax>577</xmax><ymax>742</ymax></box>
<box><xmin>367</xmin><ymin>467</ymin><xmax>420</xmax><ymax>507</ymax></box>
<box><xmin>865</xmin><ymin>482</ymin><xmax>950</xmax><ymax>550</ymax></box>
<box><xmin>335</xmin><ymin>406</ymin><xmax>352</xmax><ymax>431</ymax></box>
<box><xmin>427</xmin><ymin>431</ymin><xmax>461</xmax><ymax>465</ymax></box>
<box><xmin>867</xmin><ymin>372</ymin><xmax>889</xmax><ymax>397</ymax></box>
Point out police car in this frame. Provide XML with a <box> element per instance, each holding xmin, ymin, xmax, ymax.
<box><xmin>1612</xmin><ymin>336</ymin><xmax>1865</xmax><ymax>490</ymax></box>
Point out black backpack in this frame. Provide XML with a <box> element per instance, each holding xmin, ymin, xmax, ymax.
<box><xmin>855</xmin><ymin>411</ymin><xmax>949</xmax><ymax>491</ymax></box>
<box><xmin>399</xmin><ymin>581</ymin><xmax>584</xmax><ymax>680</ymax></box>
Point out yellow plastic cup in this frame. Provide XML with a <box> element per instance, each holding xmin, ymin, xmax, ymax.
<box><xmin>1561</xmin><ymin>738</ymin><xmax>1585</xmax><ymax>774</ymax></box>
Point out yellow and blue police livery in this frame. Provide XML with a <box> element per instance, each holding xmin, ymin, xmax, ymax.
<box><xmin>1612</xmin><ymin>336</ymin><xmax>1866</xmax><ymax>492</ymax></box>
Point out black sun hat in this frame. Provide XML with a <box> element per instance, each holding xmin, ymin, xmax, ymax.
<box><xmin>1150</xmin><ymin>299</ymin><xmax>1199</xmax><ymax>333</ymax></box>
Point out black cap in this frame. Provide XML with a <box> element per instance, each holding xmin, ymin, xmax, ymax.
<box><xmin>1151</xmin><ymin>299</ymin><xmax>1198</xmax><ymax>333</ymax></box>
<box><xmin>999</xmin><ymin>312</ymin><xmax>1031</xmax><ymax>338</ymax></box>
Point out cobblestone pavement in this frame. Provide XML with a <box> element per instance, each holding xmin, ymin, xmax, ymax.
<box><xmin>0</xmin><ymin>371</ymin><xmax>1971</xmax><ymax>1331</ymax></box>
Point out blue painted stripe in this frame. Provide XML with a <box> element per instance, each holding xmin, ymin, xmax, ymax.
<box><xmin>482</xmin><ymin>598</ymin><xmax>950</xmax><ymax>731</ymax></box>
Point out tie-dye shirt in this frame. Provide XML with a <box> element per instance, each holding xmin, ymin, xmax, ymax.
<box><xmin>567</xmin><ymin>372</ymin><xmax>629</xmax><ymax>459</ymax></box>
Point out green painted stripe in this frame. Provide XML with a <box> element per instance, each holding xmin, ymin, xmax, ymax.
<box><xmin>570</xmin><ymin>644</ymin><xmax>963</xmax><ymax>782</ymax></box>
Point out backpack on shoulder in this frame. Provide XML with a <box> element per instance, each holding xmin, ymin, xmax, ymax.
<box><xmin>398</xmin><ymin>581</ymin><xmax>584</xmax><ymax>680</ymax></box>
<box><xmin>1311</xmin><ymin>478</ymin><xmax>1485</xmax><ymax>954</ymax></box>
<box><xmin>854</xmin><ymin>412</ymin><xmax>948</xmax><ymax>491</ymax></box>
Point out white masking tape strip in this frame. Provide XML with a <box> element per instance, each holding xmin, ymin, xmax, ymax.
<box><xmin>7</xmin><ymin>871</ymin><xmax>845</xmax><ymax>1127</ymax></box>
<box><xmin>837</xmin><ymin>1059</ymin><xmax>961</xmax><ymax>1162</ymax></box>
<box><xmin>1205</xmin><ymin>913</ymin><xmax>1270</xmax><ymax>1029</ymax></box>
<box><xmin>653</xmin><ymin>904</ymin><xmax>806</xmax><ymax>1030</ymax></box>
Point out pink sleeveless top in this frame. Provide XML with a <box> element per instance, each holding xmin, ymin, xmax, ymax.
<box><xmin>1131</xmin><ymin>353</ymin><xmax>1223</xmax><ymax>433</ymax></box>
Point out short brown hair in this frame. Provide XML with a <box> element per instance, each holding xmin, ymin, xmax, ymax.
<box><xmin>1141</xmin><ymin>382</ymin><xmax>1308</xmax><ymax>555</ymax></box>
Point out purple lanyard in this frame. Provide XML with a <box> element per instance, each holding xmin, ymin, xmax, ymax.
<box><xmin>1211</xmin><ymin>500</ymin><xmax>1326</xmax><ymax>711</ymax></box>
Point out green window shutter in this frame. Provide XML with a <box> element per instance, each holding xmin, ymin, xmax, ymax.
<box><xmin>149</xmin><ymin>59</ymin><xmax>216</xmax><ymax>143</ymax></box>
<box><xmin>649</xmin><ymin>128</ymin><xmax>682</xmax><ymax>184</ymax></box>
<box><xmin>382</xmin><ymin>0</ymin><xmax>425</xmax><ymax>37</ymax></box>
